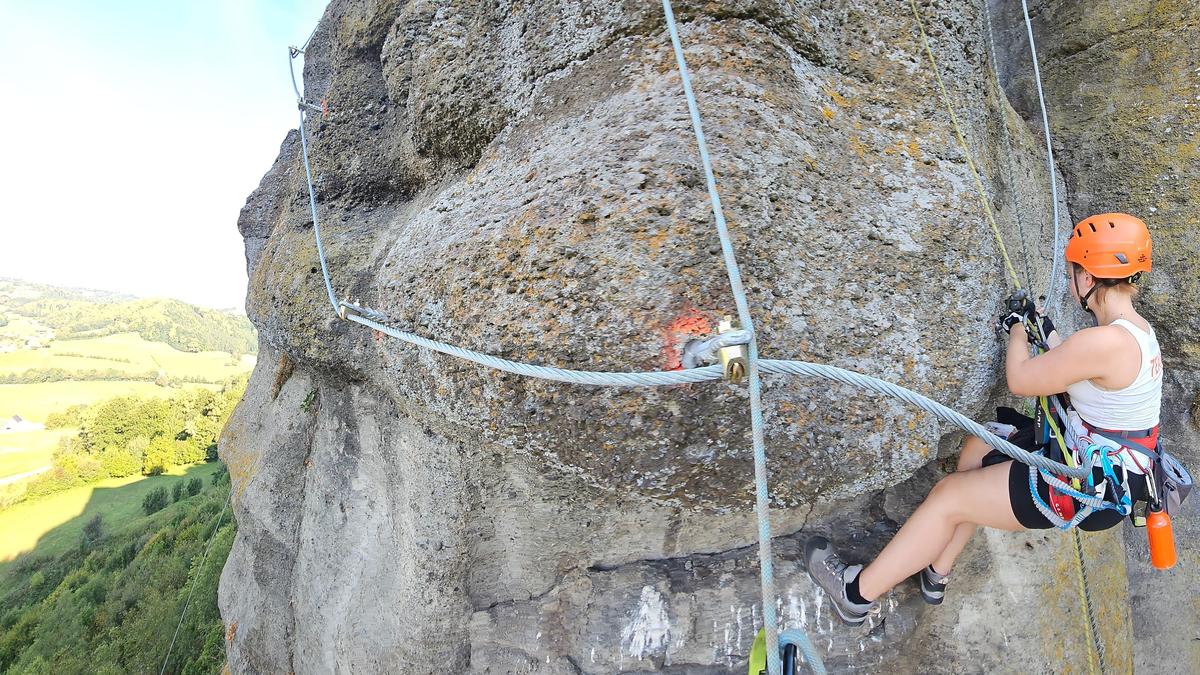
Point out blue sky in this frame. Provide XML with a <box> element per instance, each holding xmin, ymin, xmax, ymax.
<box><xmin>0</xmin><ymin>0</ymin><xmax>328</xmax><ymax>310</ymax></box>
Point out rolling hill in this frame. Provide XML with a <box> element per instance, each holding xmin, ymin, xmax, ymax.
<box><xmin>0</xmin><ymin>278</ymin><xmax>256</xmax><ymax>493</ymax></box>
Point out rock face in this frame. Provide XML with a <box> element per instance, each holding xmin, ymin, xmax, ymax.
<box><xmin>989</xmin><ymin>0</ymin><xmax>1200</xmax><ymax>670</ymax></box>
<box><xmin>219</xmin><ymin>1</ymin><xmax>1197</xmax><ymax>672</ymax></box>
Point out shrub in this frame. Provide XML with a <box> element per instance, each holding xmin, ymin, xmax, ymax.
<box><xmin>143</xmin><ymin>437</ymin><xmax>174</xmax><ymax>476</ymax></box>
<box><xmin>171</xmin><ymin>481</ymin><xmax>185</xmax><ymax>503</ymax></box>
<box><xmin>45</xmin><ymin>404</ymin><xmax>87</xmax><ymax>429</ymax></box>
<box><xmin>174</xmin><ymin>438</ymin><xmax>206</xmax><ymax>466</ymax></box>
<box><xmin>0</xmin><ymin>465</ymin><xmax>237</xmax><ymax>673</ymax></box>
<box><xmin>53</xmin><ymin>435</ymin><xmax>82</xmax><ymax>460</ymax></box>
<box><xmin>25</xmin><ymin>465</ymin><xmax>82</xmax><ymax>498</ymax></box>
<box><xmin>81</xmin><ymin>515</ymin><xmax>103</xmax><ymax>548</ymax></box>
<box><xmin>99</xmin><ymin>447</ymin><xmax>140</xmax><ymax>478</ymax></box>
<box><xmin>186</xmin><ymin>478</ymin><xmax>202</xmax><ymax>497</ymax></box>
<box><xmin>141</xmin><ymin>487</ymin><xmax>169</xmax><ymax>516</ymax></box>
<box><xmin>126</xmin><ymin>437</ymin><xmax>149</xmax><ymax>463</ymax></box>
<box><xmin>76</xmin><ymin>455</ymin><xmax>104</xmax><ymax>484</ymax></box>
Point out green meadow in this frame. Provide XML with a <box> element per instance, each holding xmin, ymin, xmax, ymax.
<box><xmin>0</xmin><ymin>428</ymin><xmax>70</xmax><ymax>480</ymax></box>
<box><xmin>0</xmin><ymin>461</ymin><xmax>224</xmax><ymax>567</ymax></box>
<box><xmin>0</xmin><ymin>281</ymin><xmax>252</xmax><ymax>672</ymax></box>
<box><xmin>0</xmin><ymin>380</ymin><xmax>221</xmax><ymax>425</ymax></box>
<box><xmin>0</xmin><ymin>331</ymin><xmax>255</xmax><ymax>383</ymax></box>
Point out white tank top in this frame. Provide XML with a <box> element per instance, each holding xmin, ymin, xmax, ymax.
<box><xmin>1066</xmin><ymin>319</ymin><xmax>1162</xmax><ymax>431</ymax></box>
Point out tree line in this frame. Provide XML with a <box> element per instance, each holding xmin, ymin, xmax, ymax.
<box><xmin>10</xmin><ymin>297</ymin><xmax>257</xmax><ymax>355</ymax></box>
<box><xmin>0</xmin><ymin>368</ymin><xmax>228</xmax><ymax>386</ymax></box>
<box><xmin>9</xmin><ymin>376</ymin><xmax>247</xmax><ymax>507</ymax></box>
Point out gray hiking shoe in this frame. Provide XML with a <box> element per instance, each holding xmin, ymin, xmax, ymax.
<box><xmin>919</xmin><ymin>565</ymin><xmax>949</xmax><ymax>605</ymax></box>
<box><xmin>803</xmin><ymin>536</ymin><xmax>879</xmax><ymax>626</ymax></box>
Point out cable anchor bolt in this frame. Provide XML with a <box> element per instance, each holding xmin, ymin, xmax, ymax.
<box><xmin>338</xmin><ymin>299</ymin><xmax>364</xmax><ymax>321</ymax></box>
<box><xmin>338</xmin><ymin>299</ymin><xmax>389</xmax><ymax>323</ymax></box>
<box><xmin>717</xmin><ymin>316</ymin><xmax>749</xmax><ymax>384</ymax></box>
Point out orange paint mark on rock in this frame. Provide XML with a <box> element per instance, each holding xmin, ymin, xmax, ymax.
<box><xmin>660</xmin><ymin>307</ymin><xmax>711</xmax><ymax>371</ymax></box>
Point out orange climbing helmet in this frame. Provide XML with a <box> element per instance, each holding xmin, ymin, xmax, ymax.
<box><xmin>1064</xmin><ymin>212</ymin><xmax>1152</xmax><ymax>280</ymax></box>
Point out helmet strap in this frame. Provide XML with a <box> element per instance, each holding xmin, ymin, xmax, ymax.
<box><xmin>1080</xmin><ymin>277</ymin><xmax>1125</xmax><ymax>314</ymax></box>
<box><xmin>1072</xmin><ymin>269</ymin><xmax>1096</xmax><ymax>314</ymax></box>
<box><xmin>1080</xmin><ymin>283</ymin><xmax>1100</xmax><ymax>314</ymax></box>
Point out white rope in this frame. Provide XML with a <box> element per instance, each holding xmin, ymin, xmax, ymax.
<box><xmin>1019</xmin><ymin>0</ymin><xmax>1065</xmax><ymax>308</ymax></box>
<box><xmin>658</xmin><ymin>2</ymin><xmax>807</xmax><ymax>671</ymax></box>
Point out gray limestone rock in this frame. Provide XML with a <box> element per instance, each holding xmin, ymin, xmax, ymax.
<box><xmin>219</xmin><ymin>1</ymin><xmax>1197</xmax><ymax>672</ymax></box>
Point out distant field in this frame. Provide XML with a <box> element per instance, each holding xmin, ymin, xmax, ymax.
<box><xmin>0</xmin><ymin>331</ymin><xmax>255</xmax><ymax>380</ymax></box>
<box><xmin>0</xmin><ymin>461</ymin><xmax>223</xmax><ymax>565</ymax></box>
<box><xmin>0</xmin><ymin>428</ymin><xmax>71</xmax><ymax>479</ymax></box>
<box><xmin>0</xmin><ymin>316</ymin><xmax>49</xmax><ymax>340</ymax></box>
<box><xmin>0</xmin><ymin>380</ymin><xmax>221</xmax><ymax>423</ymax></box>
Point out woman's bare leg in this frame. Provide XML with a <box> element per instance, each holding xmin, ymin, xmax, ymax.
<box><xmin>856</xmin><ymin>460</ymin><xmax>1023</xmax><ymax>601</ymax></box>
<box><xmin>930</xmin><ymin>436</ymin><xmax>996</xmax><ymax>574</ymax></box>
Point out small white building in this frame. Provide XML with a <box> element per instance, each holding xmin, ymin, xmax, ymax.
<box><xmin>1</xmin><ymin>415</ymin><xmax>44</xmax><ymax>433</ymax></box>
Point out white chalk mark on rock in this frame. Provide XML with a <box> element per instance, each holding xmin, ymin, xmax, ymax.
<box><xmin>735</xmin><ymin>605</ymin><xmax>744</xmax><ymax>651</ymax></box>
<box><xmin>621</xmin><ymin>586</ymin><xmax>670</xmax><ymax>660</ymax></box>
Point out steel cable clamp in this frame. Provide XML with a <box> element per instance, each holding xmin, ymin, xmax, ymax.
<box><xmin>681</xmin><ymin>321</ymin><xmax>752</xmax><ymax>384</ymax></box>
<box><xmin>338</xmin><ymin>299</ymin><xmax>389</xmax><ymax>323</ymax></box>
<box><xmin>717</xmin><ymin>317</ymin><xmax>749</xmax><ymax>384</ymax></box>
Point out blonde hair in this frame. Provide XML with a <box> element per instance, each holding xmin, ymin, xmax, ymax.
<box><xmin>1071</xmin><ymin>263</ymin><xmax>1140</xmax><ymax>306</ymax></box>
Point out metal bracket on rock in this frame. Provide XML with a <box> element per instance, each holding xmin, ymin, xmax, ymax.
<box><xmin>338</xmin><ymin>300</ymin><xmax>388</xmax><ymax>323</ymax></box>
<box><xmin>717</xmin><ymin>317</ymin><xmax>749</xmax><ymax>384</ymax></box>
<box><xmin>680</xmin><ymin>322</ymin><xmax>752</xmax><ymax>384</ymax></box>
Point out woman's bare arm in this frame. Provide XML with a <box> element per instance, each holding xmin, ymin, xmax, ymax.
<box><xmin>1005</xmin><ymin>326</ymin><xmax>1114</xmax><ymax>397</ymax></box>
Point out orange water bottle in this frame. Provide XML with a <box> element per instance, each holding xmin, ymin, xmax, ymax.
<box><xmin>1147</xmin><ymin>504</ymin><xmax>1177</xmax><ymax>570</ymax></box>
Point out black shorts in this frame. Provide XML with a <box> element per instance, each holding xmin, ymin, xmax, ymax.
<box><xmin>981</xmin><ymin>408</ymin><xmax>1149</xmax><ymax>532</ymax></box>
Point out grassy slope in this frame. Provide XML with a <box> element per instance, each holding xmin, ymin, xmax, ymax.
<box><xmin>0</xmin><ymin>461</ymin><xmax>223</xmax><ymax>568</ymax></box>
<box><xmin>0</xmin><ymin>464</ymin><xmax>232</xmax><ymax>674</ymax></box>
<box><xmin>0</xmin><ymin>429</ymin><xmax>71</xmax><ymax>478</ymax></box>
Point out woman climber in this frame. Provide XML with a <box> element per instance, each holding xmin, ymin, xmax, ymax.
<box><xmin>804</xmin><ymin>213</ymin><xmax>1159</xmax><ymax>624</ymax></box>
